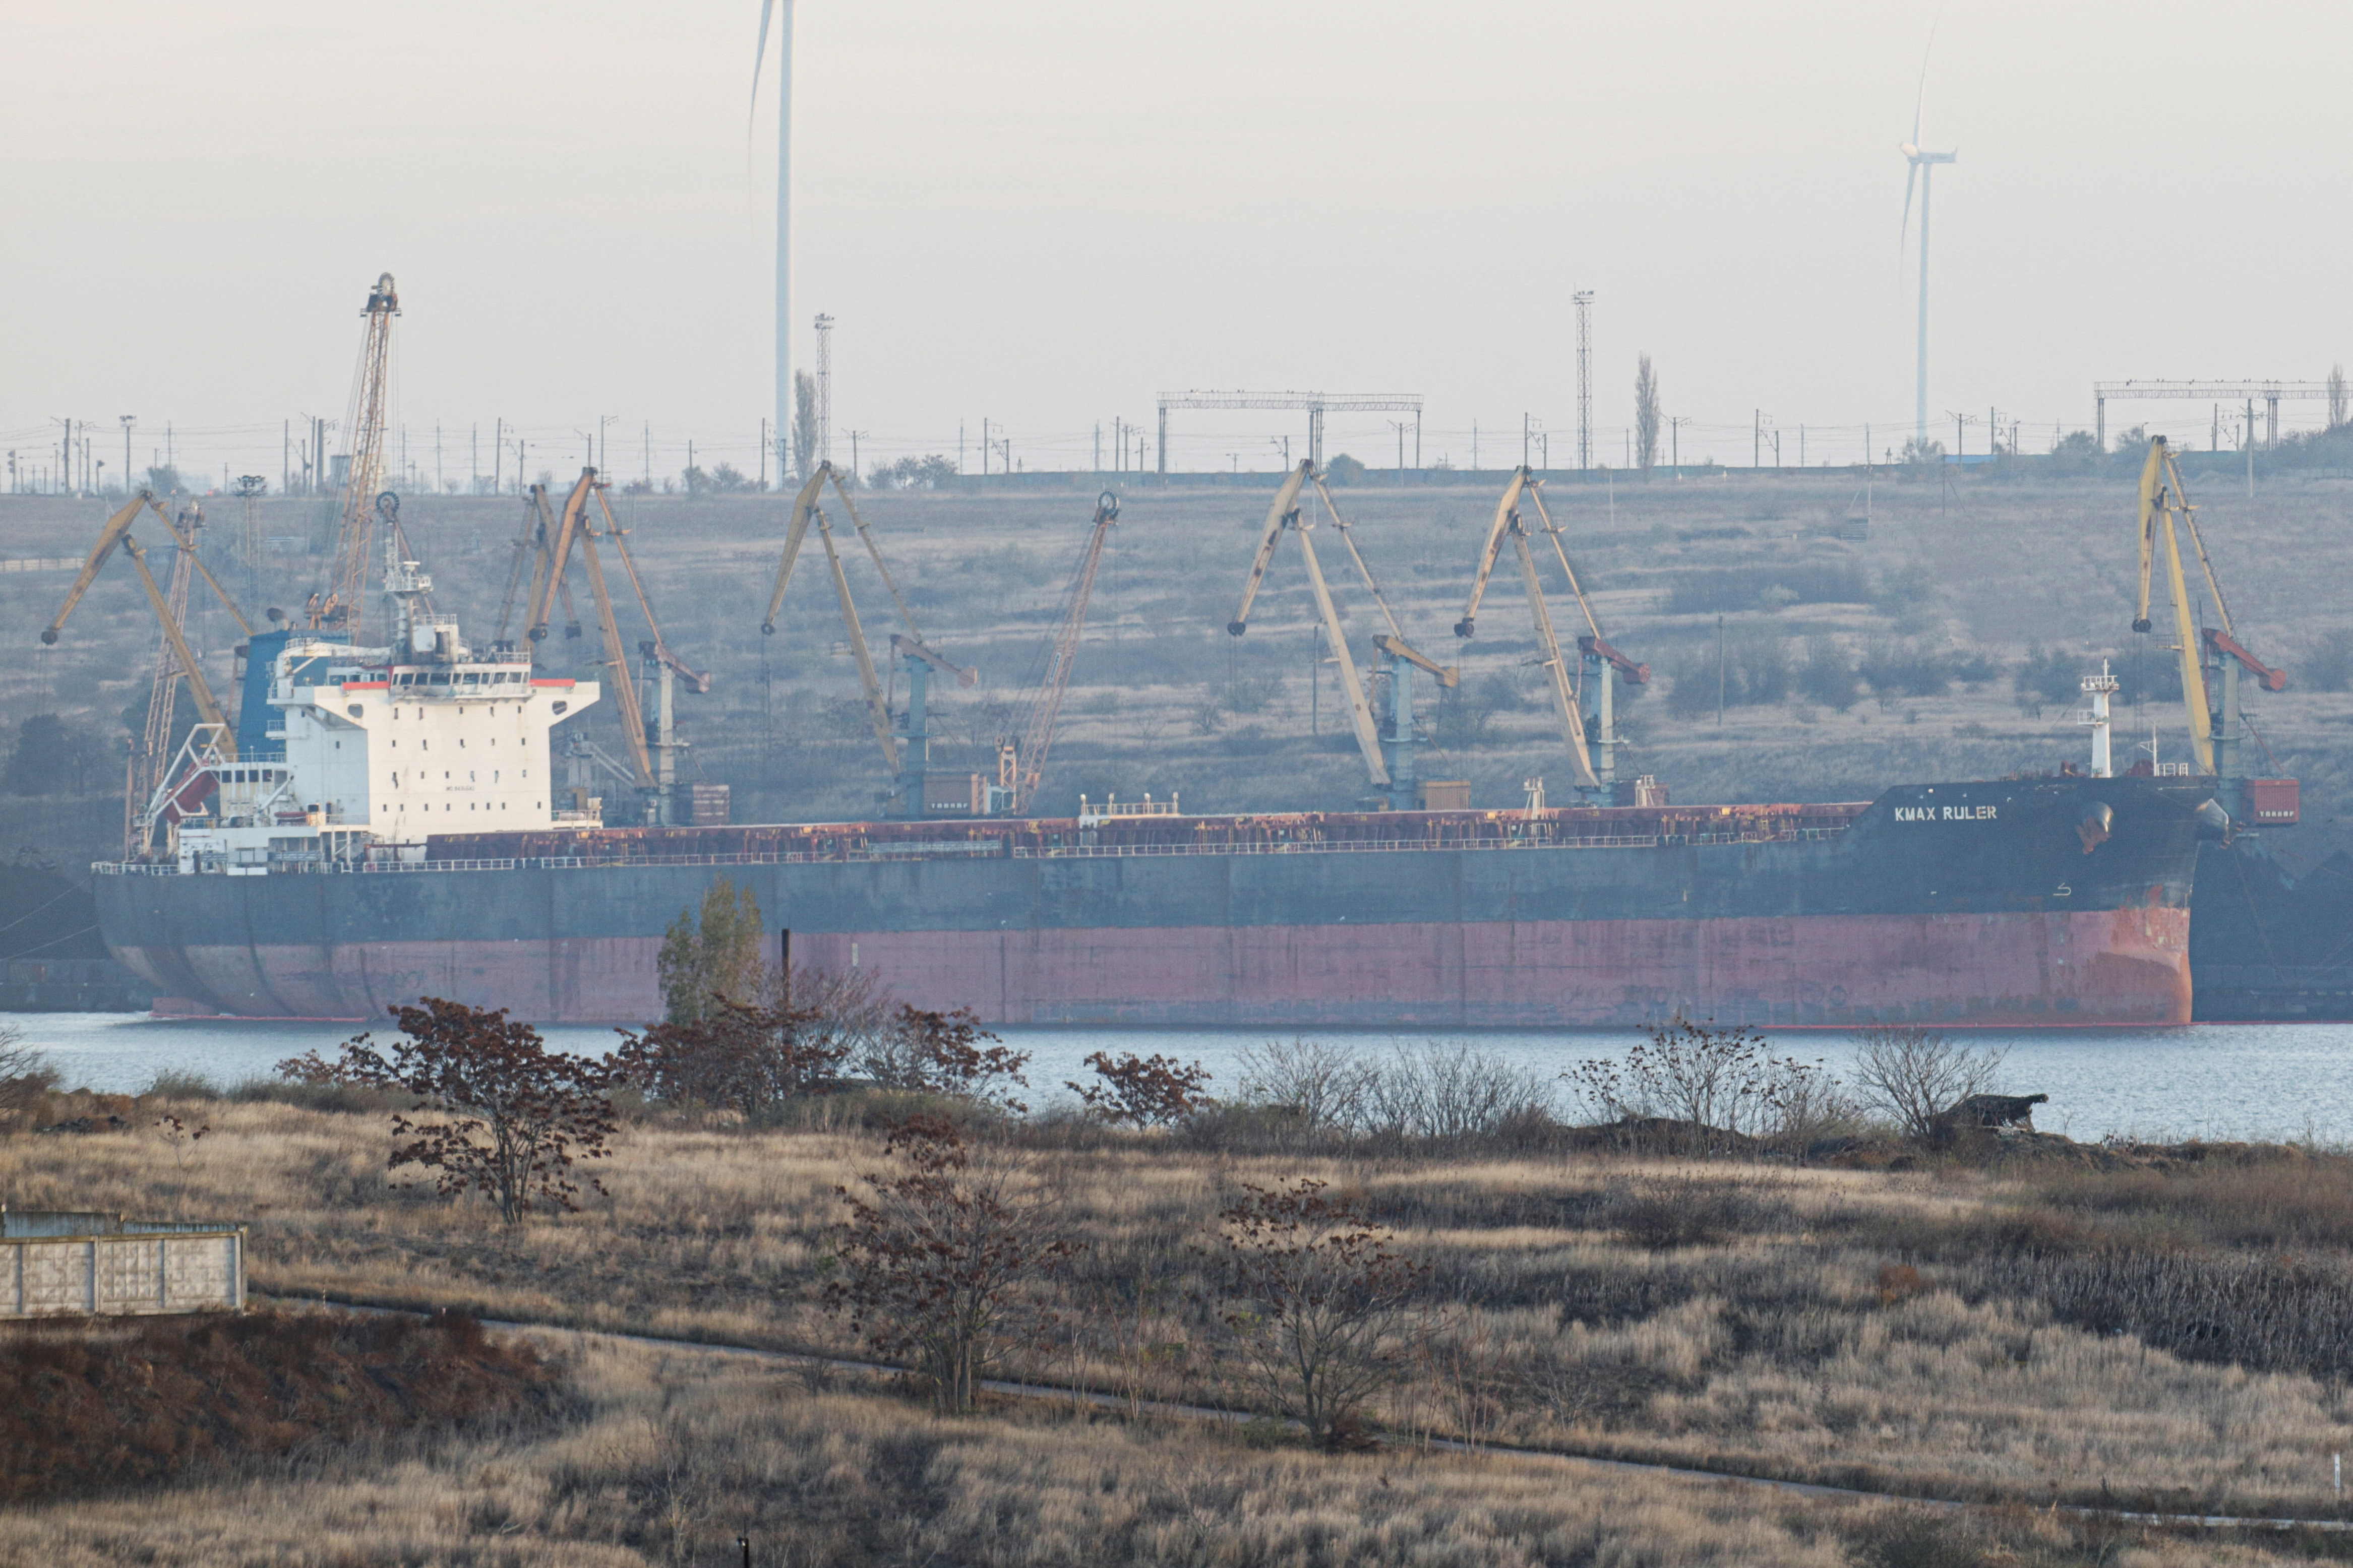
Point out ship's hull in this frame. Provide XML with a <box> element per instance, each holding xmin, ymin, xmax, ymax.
<box><xmin>97</xmin><ymin>778</ymin><xmax>2207</xmax><ymax>1028</ymax></box>
<box><xmin>2189</xmin><ymin>839</ymin><xmax>2353</xmax><ymax>1020</ymax></box>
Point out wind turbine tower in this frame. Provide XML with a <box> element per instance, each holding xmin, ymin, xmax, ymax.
<box><xmin>1900</xmin><ymin>73</ymin><xmax>1956</xmax><ymax>449</ymax></box>
<box><xmin>754</xmin><ymin>1</ymin><xmax>795</xmax><ymax>479</ymax></box>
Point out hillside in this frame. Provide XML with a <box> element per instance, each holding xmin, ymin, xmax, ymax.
<box><xmin>2</xmin><ymin>458</ymin><xmax>2348</xmax><ymax>873</ymax></box>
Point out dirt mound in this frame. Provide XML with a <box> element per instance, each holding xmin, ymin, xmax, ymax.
<box><xmin>0</xmin><ymin>1308</ymin><xmax>567</xmax><ymax>1501</ymax></box>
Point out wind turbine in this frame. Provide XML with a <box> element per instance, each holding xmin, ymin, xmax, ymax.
<box><xmin>753</xmin><ymin>2</ymin><xmax>795</xmax><ymax>481</ymax></box>
<box><xmin>1900</xmin><ymin>39</ymin><xmax>1956</xmax><ymax>451</ymax></box>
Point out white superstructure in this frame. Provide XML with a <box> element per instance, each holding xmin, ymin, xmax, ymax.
<box><xmin>168</xmin><ymin>554</ymin><xmax>600</xmax><ymax>873</ymax></box>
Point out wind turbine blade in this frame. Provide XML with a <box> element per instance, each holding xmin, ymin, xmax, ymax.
<box><xmin>1900</xmin><ymin>161</ymin><xmax>1918</xmax><ymax>248</ymax></box>
<box><xmin>1910</xmin><ymin>2</ymin><xmax>1944</xmax><ymax>145</ymax></box>
<box><xmin>751</xmin><ymin>0</ymin><xmax>775</xmax><ymax>125</ymax></box>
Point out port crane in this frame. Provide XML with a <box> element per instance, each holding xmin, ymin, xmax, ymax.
<box><xmin>40</xmin><ymin>493</ymin><xmax>251</xmax><ymax>850</ymax></box>
<box><xmin>519</xmin><ymin>469</ymin><xmax>714</xmax><ymax>823</ymax></box>
<box><xmin>760</xmin><ymin>462</ymin><xmax>974</xmax><ymax>816</ymax></box>
<box><xmin>997</xmin><ymin>491</ymin><xmax>1120</xmax><ymax>813</ymax></box>
<box><xmin>306</xmin><ymin>272</ymin><xmax>400</xmax><ymax>638</ymax></box>
<box><xmin>1453</xmin><ymin>466</ymin><xmax>1648</xmax><ymax>796</ymax></box>
<box><xmin>1227</xmin><ymin>460</ymin><xmax>1459</xmax><ymax>809</ymax></box>
<box><xmin>2130</xmin><ymin>436</ymin><xmax>2289</xmax><ymax>821</ymax></box>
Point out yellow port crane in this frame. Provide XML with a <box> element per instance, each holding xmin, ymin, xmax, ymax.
<box><xmin>998</xmin><ymin>491</ymin><xmax>1120</xmax><ymax>814</ymax></box>
<box><xmin>519</xmin><ymin>469</ymin><xmax>714</xmax><ymax>823</ymax></box>
<box><xmin>1454</xmin><ymin>466</ymin><xmax>1647</xmax><ymax>797</ymax></box>
<box><xmin>307</xmin><ymin>272</ymin><xmax>400</xmax><ymax>638</ymax></box>
<box><xmin>40</xmin><ymin>493</ymin><xmax>249</xmax><ymax>851</ymax></box>
<box><xmin>760</xmin><ymin>462</ymin><xmax>974</xmax><ymax>816</ymax></box>
<box><xmin>1228</xmin><ymin>460</ymin><xmax>1463</xmax><ymax>809</ymax></box>
<box><xmin>2130</xmin><ymin>436</ymin><xmax>2288</xmax><ymax>820</ymax></box>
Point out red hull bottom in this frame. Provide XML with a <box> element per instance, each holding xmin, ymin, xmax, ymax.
<box><xmin>121</xmin><ymin>908</ymin><xmax>2192</xmax><ymax>1027</ymax></box>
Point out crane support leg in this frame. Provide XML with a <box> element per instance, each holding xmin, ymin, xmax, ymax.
<box><xmin>1512</xmin><ymin>529</ymin><xmax>1599</xmax><ymax>789</ymax></box>
<box><xmin>1295</xmin><ymin>526</ymin><xmax>1389</xmax><ymax>787</ymax></box>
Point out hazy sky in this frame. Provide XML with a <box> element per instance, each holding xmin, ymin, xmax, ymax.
<box><xmin>4</xmin><ymin>2</ymin><xmax>2349</xmax><ymax>482</ymax></box>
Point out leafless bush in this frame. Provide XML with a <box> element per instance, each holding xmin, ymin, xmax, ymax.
<box><xmin>1851</xmin><ymin>1025</ymin><xmax>2006</xmax><ymax>1141</ymax></box>
<box><xmin>770</xmin><ymin>961</ymin><xmax>895</xmax><ymax>1072</ymax></box>
<box><xmin>1201</xmin><ymin>1177</ymin><xmax>1429</xmax><ymax>1448</ymax></box>
<box><xmin>1364</xmin><ymin>1041</ymin><xmax>1555</xmax><ymax>1142</ymax></box>
<box><xmin>0</xmin><ymin>1026</ymin><xmax>58</xmax><ymax>1132</ymax></box>
<box><xmin>1233</xmin><ymin>1037</ymin><xmax>1374</xmax><ymax>1137</ymax></box>
<box><xmin>823</xmin><ymin>1115</ymin><xmax>1078</xmax><ymax>1411</ymax></box>
<box><xmin>1564</xmin><ymin>1018</ymin><xmax>1853</xmax><ymax>1155</ymax></box>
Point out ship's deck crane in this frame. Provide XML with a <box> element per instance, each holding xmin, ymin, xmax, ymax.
<box><xmin>1454</xmin><ymin>466</ymin><xmax>1648</xmax><ymax>796</ymax></box>
<box><xmin>760</xmin><ymin>462</ymin><xmax>974</xmax><ymax>816</ymax></box>
<box><xmin>1228</xmin><ymin>460</ymin><xmax>1459</xmax><ymax>808</ymax></box>
<box><xmin>2131</xmin><ymin>436</ymin><xmax>2287</xmax><ymax>818</ymax></box>
<box><xmin>307</xmin><ymin>272</ymin><xmax>399</xmax><ymax>638</ymax></box>
<box><xmin>998</xmin><ymin>491</ymin><xmax>1119</xmax><ymax>814</ymax></box>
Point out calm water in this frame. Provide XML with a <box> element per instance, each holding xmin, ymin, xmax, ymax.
<box><xmin>10</xmin><ymin>1012</ymin><xmax>2353</xmax><ymax>1146</ymax></box>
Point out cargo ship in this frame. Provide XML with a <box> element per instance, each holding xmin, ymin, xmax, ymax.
<box><xmin>85</xmin><ymin>485</ymin><xmax>2219</xmax><ymax>1027</ymax></box>
<box><xmin>92</xmin><ymin>593</ymin><xmax>2214</xmax><ymax>1027</ymax></box>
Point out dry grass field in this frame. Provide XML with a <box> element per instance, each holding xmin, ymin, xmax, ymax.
<box><xmin>14</xmin><ymin>1076</ymin><xmax>2353</xmax><ymax>1563</ymax></box>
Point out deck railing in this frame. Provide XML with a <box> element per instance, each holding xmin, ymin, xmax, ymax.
<box><xmin>92</xmin><ymin>823</ymin><xmax>1848</xmax><ymax>877</ymax></box>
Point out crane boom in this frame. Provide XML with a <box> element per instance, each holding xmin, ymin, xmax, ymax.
<box><xmin>314</xmin><ymin>273</ymin><xmax>399</xmax><ymax>637</ymax></box>
<box><xmin>2132</xmin><ymin>438</ymin><xmax>2216</xmax><ymax>775</ymax></box>
<box><xmin>1007</xmin><ymin>492</ymin><xmax>1119</xmax><ymax>811</ymax></box>
<box><xmin>119</xmin><ymin>534</ymin><xmax>235</xmax><ymax>750</ymax></box>
<box><xmin>814</xmin><ymin>506</ymin><xmax>900</xmax><ymax>775</ymax></box>
<box><xmin>1227</xmin><ymin>462</ymin><xmax>1314</xmax><ymax>634</ymax></box>
<box><xmin>574</xmin><ymin>503</ymin><xmax>655</xmax><ymax>788</ymax></box>
<box><xmin>1373</xmin><ymin>634</ymin><xmax>1458</xmax><ymax>687</ymax></box>
<box><xmin>526</xmin><ymin>470</ymin><xmax>598</xmax><ymax>642</ymax></box>
<box><xmin>761</xmin><ymin>465</ymin><xmax>833</xmax><ymax>634</ymax></box>
<box><xmin>599</xmin><ymin>487</ymin><xmax>713</xmax><ymax>694</ymax></box>
<box><xmin>1307</xmin><ymin>470</ymin><xmax>1405</xmax><ymax>642</ymax></box>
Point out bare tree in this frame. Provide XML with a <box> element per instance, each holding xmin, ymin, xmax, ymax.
<box><xmin>280</xmin><ymin>998</ymin><xmax>617</xmax><ymax>1223</ymax></box>
<box><xmin>2331</xmin><ymin>363</ymin><xmax>2349</xmax><ymax>431</ymax></box>
<box><xmin>1234</xmin><ymin>1037</ymin><xmax>1374</xmax><ymax>1137</ymax></box>
<box><xmin>823</xmin><ymin>1115</ymin><xmax>1078</xmax><ymax>1412</ymax></box>
<box><xmin>1564</xmin><ymin>1018</ymin><xmax>1851</xmax><ymax>1154</ymax></box>
<box><xmin>1850</xmin><ymin>1025</ymin><xmax>2006</xmax><ymax>1142</ymax></box>
<box><xmin>1203</xmin><ymin>1178</ymin><xmax>1428</xmax><ymax>1448</ymax></box>
<box><xmin>791</xmin><ymin>369</ymin><xmax>820</xmax><ymax>481</ymax></box>
<box><xmin>0</xmin><ymin>1025</ymin><xmax>57</xmax><ymax>1131</ymax></box>
<box><xmin>1634</xmin><ymin>353</ymin><xmax>1661</xmax><ymax>472</ymax></box>
<box><xmin>1363</xmin><ymin>1041</ymin><xmax>1554</xmax><ymax>1141</ymax></box>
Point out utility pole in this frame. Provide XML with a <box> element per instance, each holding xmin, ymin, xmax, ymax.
<box><xmin>813</xmin><ymin>312</ymin><xmax>835</xmax><ymax>468</ymax></box>
<box><xmin>598</xmin><ymin>414</ymin><xmax>615</xmax><ymax>477</ymax></box>
<box><xmin>848</xmin><ymin>429</ymin><xmax>866</xmax><ymax>479</ymax></box>
<box><xmin>493</xmin><ymin>418</ymin><xmax>503</xmax><ymax>497</ymax></box>
<box><xmin>1574</xmin><ymin>289</ymin><xmax>1594</xmax><ymax>471</ymax></box>
<box><xmin>119</xmin><ymin>416</ymin><xmax>134</xmax><ymax>495</ymax></box>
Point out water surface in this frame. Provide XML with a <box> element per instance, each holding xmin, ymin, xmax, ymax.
<box><xmin>11</xmin><ymin>1012</ymin><xmax>2350</xmax><ymax>1146</ymax></box>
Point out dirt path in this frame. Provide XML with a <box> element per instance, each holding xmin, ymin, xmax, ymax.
<box><xmin>261</xmin><ymin>1289</ymin><xmax>2353</xmax><ymax>1536</ymax></box>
